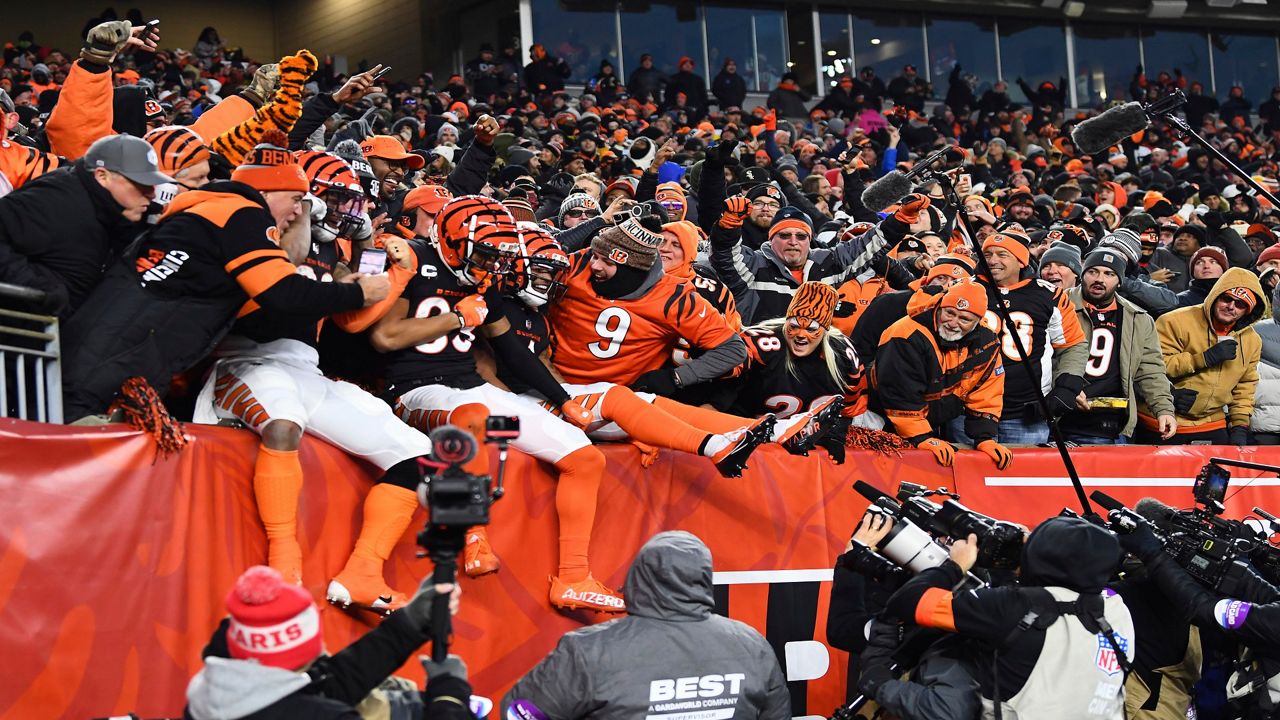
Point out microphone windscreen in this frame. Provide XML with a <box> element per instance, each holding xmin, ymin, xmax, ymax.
<box><xmin>853</xmin><ymin>480</ymin><xmax>894</xmax><ymax>504</ymax></box>
<box><xmin>1071</xmin><ymin>102</ymin><xmax>1148</xmax><ymax>155</ymax></box>
<box><xmin>860</xmin><ymin>171</ymin><xmax>913</xmax><ymax>212</ymax></box>
<box><xmin>1090</xmin><ymin>490</ymin><xmax>1126</xmax><ymax>512</ymax></box>
<box><xmin>1134</xmin><ymin>497</ymin><xmax>1179</xmax><ymax>527</ymax></box>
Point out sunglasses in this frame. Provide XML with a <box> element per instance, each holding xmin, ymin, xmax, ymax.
<box><xmin>565</xmin><ymin>209</ymin><xmax>599</xmax><ymax>218</ymax></box>
<box><xmin>1221</xmin><ymin>296</ymin><xmax>1252</xmax><ymax>311</ymax></box>
<box><xmin>775</xmin><ymin>231</ymin><xmax>810</xmax><ymax>241</ymax></box>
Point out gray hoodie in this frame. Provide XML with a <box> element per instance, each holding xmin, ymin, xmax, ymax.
<box><xmin>186</xmin><ymin>656</ymin><xmax>312</xmax><ymax>720</ymax></box>
<box><xmin>503</xmin><ymin>531</ymin><xmax>790</xmax><ymax>719</ymax></box>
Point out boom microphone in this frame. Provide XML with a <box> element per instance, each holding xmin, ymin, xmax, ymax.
<box><xmin>1089</xmin><ymin>490</ymin><xmax>1126</xmax><ymax>512</ymax></box>
<box><xmin>860</xmin><ymin>144</ymin><xmax>963</xmax><ymax>212</ymax></box>
<box><xmin>1071</xmin><ymin>102</ymin><xmax>1149</xmax><ymax>155</ymax></box>
<box><xmin>1134</xmin><ymin>497</ymin><xmax>1179</xmax><ymax>527</ymax></box>
<box><xmin>853</xmin><ymin>480</ymin><xmax>895</xmax><ymax>504</ymax></box>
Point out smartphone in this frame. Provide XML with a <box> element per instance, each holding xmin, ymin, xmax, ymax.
<box><xmin>143</xmin><ymin>19</ymin><xmax>160</xmax><ymax>45</ymax></box>
<box><xmin>358</xmin><ymin>248</ymin><xmax>388</xmax><ymax>275</ymax></box>
<box><xmin>372</xmin><ymin>66</ymin><xmax>392</xmax><ymax>81</ymax></box>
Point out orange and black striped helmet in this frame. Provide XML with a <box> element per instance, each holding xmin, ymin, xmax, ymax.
<box><xmin>512</xmin><ymin>221</ymin><xmax>570</xmax><ymax>307</ymax></box>
<box><xmin>293</xmin><ymin>150</ymin><xmax>366</xmax><ymax>239</ymax></box>
<box><xmin>431</xmin><ymin>195</ymin><xmax>521</xmax><ymax>286</ymax></box>
<box><xmin>144</xmin><ymin>125</ymin><xmax>210</xmax><ymax>177</ymax></box>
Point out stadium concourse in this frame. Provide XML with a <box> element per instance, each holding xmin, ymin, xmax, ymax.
<box><xmin>2</xmin><ymin>11</ymin><xmax>1280</xmax><ymax>720</ymax></box>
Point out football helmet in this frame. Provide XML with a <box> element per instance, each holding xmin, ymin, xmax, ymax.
<box><xmin>431</xmin><ymin>195</ymin><xmax>521</xmax><ymax>286</ymax></box>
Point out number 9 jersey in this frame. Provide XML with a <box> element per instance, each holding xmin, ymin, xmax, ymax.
<box><xmin>546</xmin><ymin>250</ymin><xmax>738</xmax><ymax>385</ymax></box>
<box><xmin>382</xmin><ymin>239</ymin><xmax>506</xmax><ymax>395</ymax></box>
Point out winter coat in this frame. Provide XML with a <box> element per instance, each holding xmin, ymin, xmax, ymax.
<box><xmin>503</xmin><ymin>532</ymin><xmax>790</xmax><ymax>719</ymax></box>
<box><xmin>1250</xmin><ymin>318</ymin><xmax>1280</xmax><ymax>433</ymax></box>
<box><xmin>1144</xmin><ymin>268</ymin><xmax>1264</xmax><ymax>434</ymax></box>
<box><xmin>0</xmin><ymin>162</ymin><xmax>142</xmax><ymax>318</ymax></box>
<box><xmin>766</xmin><ymin>83</ymin><xmax>810</xmax><ymax>120</ymax></box>
<box><xmin>524</xmin><ymin>56</ymin><xmax>570</xmax><ymax>94</ymax></box>
<box><xmin>1175</xmin><ymin>276</ymin><xmax>1216</xmax><ymax>308</ymax></box>
<box><xmin>712</xmin><ymin>69</ymin><xmax>747</xmax><ymax>110</ymax></box>
<box><xmin>627</xmin><ymin>66</ymin><xmax>666</xmax><ymax>103</ymax></box>
<box><xmin>664</xmin><ymin>71</ymin><xmax>709</xmax><ymax>119</ymax></box>
<box><xmin>1068</xmin><ymin>288</ymin><xmax>1175</xmax><ymax>437</ymax></box>
<box><xmin>185</xmin><ymin>611</ymin><xmax>473</xmax><ymax>720</ymax></box>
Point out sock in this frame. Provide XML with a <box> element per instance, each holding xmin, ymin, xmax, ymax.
<box><xmin>653</xmin><ymin>396</ymin><xmax>751</xmax><ymax>434</ymax></box>
<box><xmin>253</xmin><ymin>445</ymin><xmax>303</xmax><ymax>581</ymax></box>
<box><xmin>448</xmin><ymin>403</ymin><xmax>491</xmax><ymax>477</ymax></box>
<box><xmin>600</xmin><ymin>386</ymin><xmax>708</xmax><ymax>454</ymax></box>
<box><xmin>340</xmin><ymin>483</ymin><xmax>419</xmax><ymax>584</ymax></box>
<box><xmin>553</xmin><ymin>446</ymin><xmax>605</xmax><ymax>582</ymax></box>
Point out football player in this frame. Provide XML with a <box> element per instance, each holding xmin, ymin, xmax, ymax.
<box><xmin>193</xmin><ymin>149</ymin><xmax>432</xmax><ymax>614</ymax></box>
<box><xmin>370</xmin><ymin>196</ymin><xmax>625</xmax><ymax>614</ymax></box>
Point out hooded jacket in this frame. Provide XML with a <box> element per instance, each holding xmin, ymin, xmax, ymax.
<box><xmin>1143</xmin><ymin>267</ymin><xmax>1264</xmax><ymax>433</ymax></box>
<box><xmin>1068</xmin><ymin>287</ymin><xmax>1174</xmax><ymax>437</ymax></box>
<box><xmin>1251</xmin><ymin>312</ymin><xmax>1280</xmax><ymax>434</ymax></box>
<box><xmin>885</xmin><ymin>517</ymin><xmax>1133</xmax><ymax>720</ymax></box>
<box><xmin>503</xmin><ymin>532</ymin><xmax>790</xmax><ymax>720</ymax></box>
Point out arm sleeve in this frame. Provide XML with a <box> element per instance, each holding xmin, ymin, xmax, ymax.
<box><xmin>669</xmin><ymin>290</ymin><xmax>745</xmax><ymax>386</ymax></box>
<box><xmin>502</xmin><ymin>635</ymin><xmax>596</xmax><ymax>720</ymax></box>
<box><xmin>489</xmin><ymin>324</ymin><xmax>571</xmax><ymax>406</ymax></box>
<box><xmin>287</xmin><ymin>92</ymin><xmax>340</xmax><ymax>150</ymax></box>
<box><xmin>885</xmin><ymin>561</ymin><xmax>1024</xmax><ymax>642</ymax></box>
<box><xmin>555</xmin><ymin>216</ymin><xmax>608</xmax><ymax>253</ymax></box>
<box><xmin>763</xmin><ymin>127</ymin><xmax>782</xmax><ymax>161</ymax></box>
<box><xmin>875</xmin><ymin>333</ymin><xmax>936</xmax><ymax>441</ymax></box>
<box><xmin>636</xmin><ymin>170</ymin><xmax>659</xmax><ymax>202</ymax></box>
<box><xmin>830</xmin><ymin>218</ymin><xmax>894</xmax><ymax>277</ymax></box>
<box><xmin>709</xmin><ymin>223</ymin><xmax>758</xmax><ymax>320</ymax></box>
<box><xmin>315</xmin><ymin>610</ymin><xmax>431</xmax><ymax>704</ymax></box>
<box><xmin>1133</xmin><ymin>314</ymin><xmax>1175</xmax><ymax>416</ymax></box>
<box><xmin>1157</xmin><ymin>313</ymin><xmax>1203</xmax><ymax>379</ymax></box>
<box><xmin>673</xmin><ymin>333</ymin><xmax>747</xmax><ymax>387</ymax></box>
<box><xmin>445</xmin><ymin>140</ymin><xmax>496</xmax><ymax>197</ymax></box>
<box><xmin>1213</xmin><ymin>226</ymin><xmax>1254</xmax><ymax>269</ymax></box>
<box><xmin>760</xmin><ymin>641</ymin><xmax>792</xmax><ymax>720</ymax></box>
<box><xmin>1049</xmin><ymin>289</ymin><xmax>1088</xmax><ymax>378</ymax></box>
<box><xmin>881</xmin><ymin>147</ymin><xmax>898</xmax><ymax>176</ymax></box>
<box><xmin>1119</xmin><ymin>276</ymin><xmax>1177</xmax><ymax>316</ymax></box>
<box><xmin>827</xmin><ymin>561</ymin><xmax>873</xmax><ymax>652</ymax></box>
<box><xmin>45</xmin><ymin>60</ymin><xmax>114</xmax><ymax>160</ymax></box>
<box><xmin>697</xmin><ymin>157</ymin><xmax>728</xmax><ymax>235</ymax></box>
<box><xmin>1228</xmin><ymin>340</ymin><xmax>1261</xmax><ymax>427</ymax></box>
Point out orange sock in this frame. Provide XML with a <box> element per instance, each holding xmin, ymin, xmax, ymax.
<box><xmin>652</xmin><ymin>396</ymin><xmax>751</xmax><ymax>434</ymax></box>
<box><xmin>343</xmin><ymin>483</ymin><xmax>419</xmax><ymax>570</ymax></box>
<box><xmin>601</xmin><ymin>386</ymin><xmax>709</xmax><ymax>454</ymax></box>
<box><xmin>253</xmin><ymin>445</ymin><xmax>303</xmax><ymax>581</ymax></box>
<box><xmin>554</xmin><ymin>446</ymin><xmax>605</xmax><ymax>582</ymax></box>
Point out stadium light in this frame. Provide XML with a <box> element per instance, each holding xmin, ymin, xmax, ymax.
<box><xmin>1148</xmin><ymin>0</ymin><xmax>1187</xmax><ymax>17</ymax></box>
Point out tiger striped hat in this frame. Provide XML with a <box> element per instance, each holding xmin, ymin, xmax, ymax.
<box><xmin>144</xmin><ymin>126</ymin><xmax>211</xmax><ymax>177</ymax></box>
<box><xmin>787</xmin><ymin>281</ymin><xmax>838</xmax><ymax>329</ymax></box>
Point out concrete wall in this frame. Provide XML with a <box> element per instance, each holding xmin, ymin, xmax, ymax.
<box><xmin>5</xmin><ymin>1</ymin><xmax>275</xmax><ymax>62</ymax></box>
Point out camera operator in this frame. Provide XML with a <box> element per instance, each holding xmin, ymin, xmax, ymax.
<box><xmin>185</xmin><ymin>565</ymin><xmax>472</xmax><ymax>720</ymax></box>
<box><xmin>1115</xmin><ymin>514</ymin><xmax>1280</xmax><ymax>713</ymax></box>
<box><xmin>877</xmin><ymin>516</ymin><xmax>1134</xmax><ymax>719</ymax></box>
<box><xmin>828</xmin><ymin>509</ymin><xmax>907</xmax><ymax>654</ymax></box>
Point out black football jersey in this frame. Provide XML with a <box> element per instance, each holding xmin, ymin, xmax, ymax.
<box><xmin>494</xmin><ymin>298</ymin><xmax>552</xmax><ymax>394</ymax></box>
<box><xmin>728</xmin><ymin>325</ymin><xmax>861</xmax><ymax>419</ymax></box>
<box><xmin>231</xmin><ymin>239</ymin><xmax>341</xmax><ymax>347</ymax></box>
<box><xmin>981</xmin><ymin>279</ymin><xmax>1085</xmax><ymax>412</ymax></box>
<box><xmin>382</xmin><ymin>240</ymin><xmax>505</xmax><ymax>395</ymax></box>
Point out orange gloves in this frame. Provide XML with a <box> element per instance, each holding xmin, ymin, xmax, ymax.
<box><xmin>894</xmin><ymin>193</ymin><xmax>931</xmax><ymax>224</ymax></box>
<box><xmin>454</xmin><ymin>294</ymin><xmax>489</xmax><ymax>328</ymax></box>
<box><xmin>719</xmin><ymin>196</ymin><xmax>750</xmax><ymax>230</ymax></box>
<box><xmin>977</xmin><ymin>440</ymin><xmax>1013</xmax><ymax>470</ymax></box>
<box><xmin>560</xmin><ymin>399</ymin><xmax>593</xmax><ymax>429</ymax></box>
<box><xmin>915</xmin><ymin>437</ymin><xmax>956</xmax><ymax>467</ymax></box>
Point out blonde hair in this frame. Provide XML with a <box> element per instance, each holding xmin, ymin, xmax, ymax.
<box><xmin>750</xmin><ymin>318</ymin><xmax>853</xmax><ymax>393</ymax></box>
<box><xmin>574</xmin><ymin>172</ymin><xmax>606</xmax><ymax>199</ymax></box>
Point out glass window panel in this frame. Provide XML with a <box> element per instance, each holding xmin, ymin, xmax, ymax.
<box><xmin>1140</xmin><ymin>27</ymin><xmax>1209</xmax><ymax>95</ymax></box>
<box><xmin>706</xmin><ymin>6</ymin><xmax>787</xmax><ymax>93</ymax></box>
<box><xmin>925</xmin><ymin>17</ymin><xmax>997</xmax><ymax>97</ymax></box>
<box><xmin>619</xmin><ymin>1</ymin><xmax>705</xmax><ymax>79</ymax></box>
<box><xmin>530</xmin><ymin>0</ymin><xmax>617</xmax><ymax>83</ymax></box>
<box><xmin>999</xmin><ymin>18</ymin><xmax>1068</xmax><ymax>104</ymax></box>
<box><xmin>1212</xmin><ymin>32</ymin><xmax>1279</xmax><ymax>106</ymax></box>
<box><xmin>1072</xmin><ymin>23</ymin><xmax>1141</xmax><ymax>107</ymax></box>
<box><xmin>851</xmin><ymin>10</ymin><xmax>924</xmax><ymax>84</ymax></box>
<box><xmin>819</xmin><ymin>12</ymin><xmax>853</xmax><ymax>91</ymax></box>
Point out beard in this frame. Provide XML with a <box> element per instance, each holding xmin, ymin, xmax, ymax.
<box><xmin>1084</xmin><ymin>285</ymin><xmax>1115</xmax><ymax>305</ymax></box>
<box><xmin>938</xmin><ymin>326</ymin><xmax>966</xmax><ymax>342</ymax></box>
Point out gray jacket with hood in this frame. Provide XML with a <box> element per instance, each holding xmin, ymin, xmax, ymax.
<box><xmin>503</xmin><ymin>531</ymin><xmax>790</xmax><ymax>720</ymax></box>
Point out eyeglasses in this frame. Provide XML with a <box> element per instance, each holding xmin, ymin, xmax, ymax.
<box><xmin>774</xmin><ymin>231</ymin><xmax>810</xmax><ymax>241</ymax></box>
<box><xmin>751</xmin><ymin>200</ymin><xmax>780</xmax><ymax>209</ymax></box>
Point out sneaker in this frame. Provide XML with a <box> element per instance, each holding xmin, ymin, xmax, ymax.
<box><xmin>776</xmin><ymin>397</ymin><xmax>846</xmax><ymax>456</ymax></box>
<box><xmin>326</xmin><ymin>574</ymin><xmax>408</xmax><ymax>614</ymax></box>
<box><xmin>463</xmin><ymin>531</ymin><xmax>500</xmax><ymax>578</ymax></box>
<box><xmin>711</xmin><ymin>414</ymin><xmax>776</xmax><ymax>478</ymax></box>
<box><xmin>549</xmin><ymin>575</ymin><xmax>626</xmax><ymax>613</ymax></box>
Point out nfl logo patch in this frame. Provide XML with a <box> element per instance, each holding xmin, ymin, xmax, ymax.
<box><xmin>1095</xmin><ymin>632</ymin><xmax>1128</xmax><ymax>676</ymax></box>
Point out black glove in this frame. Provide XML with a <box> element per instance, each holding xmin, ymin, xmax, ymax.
<box><xmin>401</xmin><ymin>577</ymin><xmax>445</xmax><ymax>631</ymax></box>
<box><xmin>1046</xmin><ymin>385</ymin><xmax>1079</xmax><ymax>419</ymax></box>
<box><xmin>631</xmin><ymin>368</ymin><xmax>679</xmax><ymax>396</ymax></box>
<box><xmin>1116</xmin><ymin>516</ymin><xmax>1163</xmax><ymax>560</ymax></box>
<box><xmin>858</xmin><ymin>661</ymin><xmax>895</xmax><ymax>699</ymax></box>
<box><xmin>1229</xmin><ymin>426</ymin><xmax>1249</xmax><ymax>446</ymax></box>
<box><xmin>1202</xmin><ymin>338</ymin><xmax>1238</xmax><ymax>368</ymax></box>
<box><xmin>713</xmin><ymin>139</ymin><xmax>740</xmax><ymax>166</ymax></box>
<box><xmin>858</xmin><ymin>620</ymin><xmax>900</xmax><ymax>698</ymax></box>
<box><xmin>1202</xmin><ymin>211</ymin><xmax>1226</xmax><ymax>233</ymax></box>
<box><xmin>1172</xmin><ymin>387</ymin><xmax>1198</xmax><ymax>415</ymax></box>
<box><xmin>422</xmin><ymin>654</ymin><xmax>468</xmax><ymax>681</ymax></box>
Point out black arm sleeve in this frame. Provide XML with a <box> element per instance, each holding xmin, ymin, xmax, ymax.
<box><xmin>289</xmin><ymin>93</ymin><xmax>341</xmax><ymax>150</ymax></box>
<box><xmin>636</xmin><ymin>170</ymin><xmax>659</xmax><ymax>203</ymax></box>
<box><xmin>698</xmin><ymin>159</ymin><xmax>728</xmax><ymax>235</ymax></box>
<box><xmin>555</xmin><ymin>216</ymin><xmax>608</xmax><ymax>253</ymax></box>
<box><xmin>313</xmin><ymin>610</ymin><xmax>431</xmax><ymax>704</ymax></box>
<box><xmin>446</xmin><ymin>141</ymin><xmax>496</xmax><ymax>198</ymax></box>
<box><xmin>488</xmin><ymin>326</ymin><xmax>571</xmax><ymax>406</ymax></box>
<box><xmin>828</xmin><ymin>562</ymin><xmax>873</xmax><ymax>652</ymax></box>
<box><xmin>882</xmin><ymin>560</ymin><xmax>965</xmax><ymax>623</ymax></box>
<box><xmin>254</xmin><ymin>274</ymin><xmax>365</xmax><ymax>316</ymax></box>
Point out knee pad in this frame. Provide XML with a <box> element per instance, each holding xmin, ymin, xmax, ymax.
<box><xmin>448</xmin><ymin>403</ymin><xmax>490</xmax><ymax>438</ymax></box>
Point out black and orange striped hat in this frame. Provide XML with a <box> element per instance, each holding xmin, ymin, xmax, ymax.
<box><xmin>786</xmin><ymin>281</ymin><xmax>838</xmax><ymax>329</ymax></box>
<box><xmin>293</xmin><ymin>150</ymin><xmax>362</xmax><ymax>197</ymax></box>
<box><xmin>144</xmin><ymin>125</ymin><xmax>210</xmax><ymax>177</ymax></box>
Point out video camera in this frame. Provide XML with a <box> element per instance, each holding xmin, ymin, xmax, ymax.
<box><xmin>853</xmin><ymin>480</ymin><xmax>1026</xmax><ymax>574</ymax></box>
<box><xmin>1092</xmin><ymin>458</ymin><xmax>1280</xmax><ymax>593</ymax></box>
<box><xmin>416</xmin><ymin>416</ymin><xmax>520</xmax><ymax>661</ymax></box>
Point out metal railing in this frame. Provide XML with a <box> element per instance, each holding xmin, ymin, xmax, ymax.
<box><xmin>0</xmin><ymin>282</ymin><xmax>62</xmax><ymax>424</ymax></box>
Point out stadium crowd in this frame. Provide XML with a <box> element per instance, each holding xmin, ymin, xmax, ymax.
<box><xmin>3</xmin><ymin>15</ymin><xmax>1280</xmax><ymax>720</ymax></box>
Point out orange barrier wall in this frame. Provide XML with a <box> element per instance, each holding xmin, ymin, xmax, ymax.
<box><xmin>2</xmin><ymin>417</ymin><xmax>1280</xmax><ymax>719</ymax></box>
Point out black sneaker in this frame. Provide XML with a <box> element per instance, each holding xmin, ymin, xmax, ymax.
<box><xmin>712</xmin><ymin>414</ymin><xmax>777</xmax><ymax>478</ymax></box>
<box><xmin>779</xmin><ymin>396</ymin><xmax>846</xmax><ymax>456</ymax></box>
